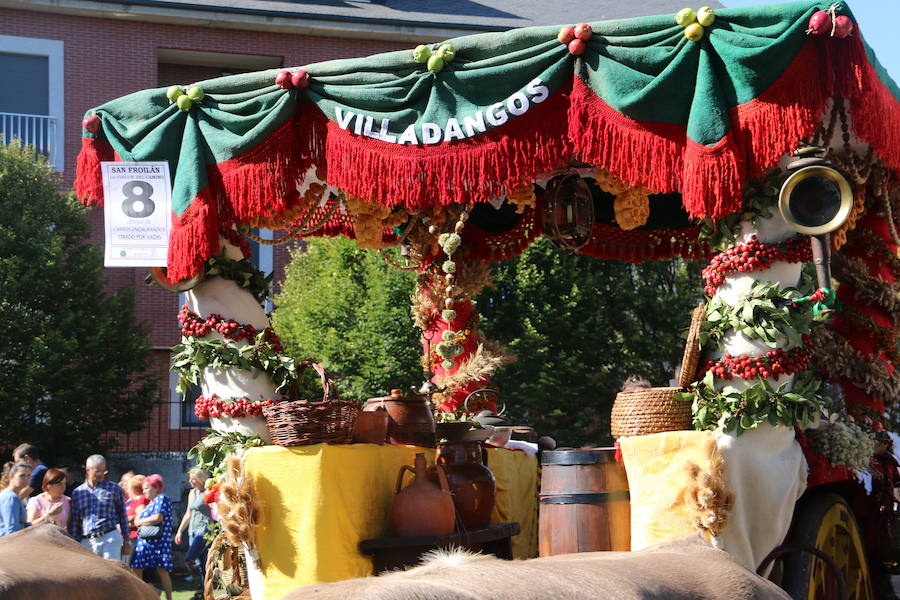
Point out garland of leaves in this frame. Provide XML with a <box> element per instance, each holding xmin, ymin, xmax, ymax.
<box><xmin>188</xmin><ymin>431</ymin><xmax>265</xmax><ymax>483</ymax></box>
<box><xmin>832</xmin><ymin>254</ymin><xmax>900</xmax><ymax>315</ymax></box>
<box><xmin>700</xmin><ymin>280</ymin><xmax>822</xmax><ymax>350</ymax></box>
<box><xmin>171</xmin><ymin>333</ymin><xmax>297</xmax><ymax>395</ymax></box>
<box><xmin>178</xmin><ymin>305</ymin><xmax>283</xmax><ymax>350</ymax></box>
<box><xmin>698</xmin><ymin>169</ymin><xmax>782</xmax><ymax>252</ymax></box>
<box><xmin>843</xmin><ymin>229</ymin><xmax>900</xmax><ymax>280</ymax></box>
<box><xmin>701</xmin><ymin>236</ymin><xmax>812</xmax><ymax>296</ymax></box>
<box><xmin>204</xmin><ymin>250</ymin><xmax>273</xmax><ymax>305</ymax></box>
<box><xmin>679</xmin><ymin>370</ymin><xmax>830</xmax><ymax>435</ymax></box>
<box><xmin>838</xmin><ymin>304</ymin><xmax>900</xmax><ymax>363</ymax></box>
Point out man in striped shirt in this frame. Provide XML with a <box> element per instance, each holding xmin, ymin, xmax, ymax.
<box><xmin>68</xmin><ymin>454</ymin><xmax>131</xmax><ymax>561</ymax></box>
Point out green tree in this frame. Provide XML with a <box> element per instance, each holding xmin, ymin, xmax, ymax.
<box><xmin>477</xmin><ymin>238</ymin><xmax>703</xmax><ymax>446</ymax></box>
<box><xmin>0</xmin><ymin>142</ymin><xmax>157</xmax><ymax>465</ymax></box>
<box><xmin>273</xmin><ymin>237</ymin><xmax>421</xmax><ymax>402</ymax></box>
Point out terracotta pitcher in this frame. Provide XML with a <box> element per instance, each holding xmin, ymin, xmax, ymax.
<box><xmin>390</xmin><ymin>453</ymin><xmax>456</xmax><ymax>537</ymax></box>
<box><xmin>430</xmin><ymin>440</ymin><xmax>496</xmax><ymax>530</ymax></box>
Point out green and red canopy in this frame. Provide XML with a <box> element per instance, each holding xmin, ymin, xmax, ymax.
<box><xmin>75</xmin><ymin>0</ymin><xmax>900</xmax><ymax>280</ymax></box>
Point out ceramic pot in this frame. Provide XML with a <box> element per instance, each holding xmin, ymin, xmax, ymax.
<box><xmin>364</xmin><ymin>389</ymin><xmax>435</xmax><ymax>447</ymax></box>
<box><xmin>391</xmin><ymin>453</ymin><xmax>456</xmax><ymax>537</ymax></box>
<box><xmin>430</xmin><ymin>440</ymin><xmax>496</xmax><ymax>529</ymax></box>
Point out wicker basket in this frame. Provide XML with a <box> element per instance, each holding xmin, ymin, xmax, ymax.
<box><xmin>610</xmin><ymin>303</ymin><xmax>705</xmax><ymax>438</ymax></box>
<box><xmin>263</xmin><ymin>360</ymin><xmax>358</xmax><ymax>446</ymax></box>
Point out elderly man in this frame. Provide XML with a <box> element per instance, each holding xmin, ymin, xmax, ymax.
<box><xmin>68</xmin><ymin>454</ymin><xmax>131</xmax><ymax>560</ymax></box>
<box><xmin>12</xmin><ymin>444</ymin><xmax>47</xmax><ymax>499</ymax></box>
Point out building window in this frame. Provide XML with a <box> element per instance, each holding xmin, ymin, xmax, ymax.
<box><xmin>0</xmin><ymin>35</ymin><xmax>64</xmax><ymax>170</ymax></box>
<box><xmin>169</xmin><ymin>371</ymin><xmax>208</xmax><ymax>429</ymax></box>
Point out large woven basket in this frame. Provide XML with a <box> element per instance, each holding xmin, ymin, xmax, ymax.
<box><xmin>610</xmin><ymin>303</ymin><xmax>704</xmax><ymax>438</ymax></box>
<box><xmin>263</xmin><ymin>361</ymin><xmax>358</xmax><ymax>446</ymax></box>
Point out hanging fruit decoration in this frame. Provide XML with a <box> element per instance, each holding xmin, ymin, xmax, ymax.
<box><xmin>558</xmin><ymin>22</ymin><xmax>592</xmax><ymax>55</ymax></box>
<box><xmin>166</xmin><ymin>85</ymin><xmax>204</xmax><ymax>112</ymax></box>
<box><xmin>414</xmin><ymin>43</ymin><xmax>456</xmax><ymax>73</ymax></box>
<box><xmin>81</xmin><ymin>113</ymin><xmax>101</xmax><ymax>134</ymax></box>
<box><xmin>428</xmin><ymin>210</ymin><xmax>470</xmax><ymax>370</ymax></box>
<box><xmin>807</xmin><ymin>5</ymin><xmax>853</xmax><ymax>38</ymax></box>
<box><xmin>675</xmin><ymin>7</ymin><xmax>714</xmax><ymax>41</ymax></box>
<box><xmin>275</xmin><ymin>69</ymin><xmax>312</xmax><ymax>90</ymax></box>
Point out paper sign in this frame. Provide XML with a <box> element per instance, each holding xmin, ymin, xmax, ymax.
<box><xmin>101</xmin><ymin>162</ymin><xmax>172</xmax><ymax>267</ymax></box>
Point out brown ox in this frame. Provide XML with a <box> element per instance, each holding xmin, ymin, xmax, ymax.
<box><xmin>0</xmin><ymin>523</ymin><xmax>158</xmax><ymax>600</ymax></box>
<box><xmin>283</xmin><ymin>535</ymin><xmax>790</xmax><ymax>600</ymax></box>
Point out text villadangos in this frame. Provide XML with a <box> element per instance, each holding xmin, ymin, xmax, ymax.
<box><xmin>335</xmin><ymin>78</ymin><xmax>550</xmax><ymax>145</ymax></box>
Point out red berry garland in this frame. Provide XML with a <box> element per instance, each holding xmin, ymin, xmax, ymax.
<box><xmin>220</xmin><ymin>229</ymin><xmax>253</xmax><ymax>260</ymax></box>
<box><xmin>178</xmin><ymin>305</ymin><xmax>284</xmax><ymax>352</ymax></box>
<box><xmin>699</xmin><ymin>336</ymin><xmax>813</xmax><ymax>381</ymax></box>
<box><xmin>702</xmin><ymin>236</ymin><xmax>812</xmax><ymax>296</ymax></box>
<box><xmin>194</xmin><ymin>393</ymin><xmax>279</xmax><ymax>419</ymax></box>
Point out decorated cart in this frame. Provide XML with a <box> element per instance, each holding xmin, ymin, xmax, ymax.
<box><xmin>75</xmin><ymin>1</ymin><xmax>899</xmax><ymax>598</ymax></box>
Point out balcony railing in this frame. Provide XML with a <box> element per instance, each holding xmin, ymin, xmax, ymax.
<box><xmin>0</xmin><ymin>112</ymin><xmax>58</xmax><ymax>169</ymax></box>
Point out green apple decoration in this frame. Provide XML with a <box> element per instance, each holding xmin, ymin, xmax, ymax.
<box><xmin>697</xmin><ymin>6</ymin><xmax>715</xmax><ymax>27</ymax></box>
<box><xmin>675</xmin><ymin>7</ymin><xmax>697</xmax><ymax>26</ymax></box>
<box><xmin>436</xmin><ymin>44</ymin><xmax>456</xmax><ymax>62</ymax></box>
<box><xmin>176</xmin><ymin>95</ymin><xmax>194</xmax><ymax>112</ymax></box>
<box><xmin>427</xmin><ymin>54</ymin><xmax>445</xmax><ymax>73</ymax></box>
<box><xmin>166</xmin><ymin>85</ymin><xmax>184</xmax><ymax>102</ymax></box>
<box><xmin>187</xmin><ymin>86</ymin><xmax>205</xmax><ymax>102</ymax></box>
<box><xmin>684</xmin><ymin>23</ymin><xmax>705</xmax><ymax>41</ymax></box>
<box><xmin>413</xmin><ymin>45</ymin><xmax>431</xmax><ymax>63</ymax></box>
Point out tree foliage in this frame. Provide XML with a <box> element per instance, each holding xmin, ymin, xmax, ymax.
<box><xmin>272</xmin><ymin>237</ymin><xmax>421</xmax><ymax>402</ymax></box>
<box><xmin>273</xmin><ymin>234</ymin><xmax>704</xmax><ymax>446</ymax></box>
<box><xmin>0</xmin><ymin>143</ymin><xmax>157</xmax><ymax>465</ymax></box>
<box><xmin>478</xmin><ymin>238</ymin><xmax>703</xmax><ymax>446</ymax></box>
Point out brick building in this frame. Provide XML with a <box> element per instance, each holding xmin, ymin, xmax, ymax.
<box><xmin>1</xmin><ymin>0</ymin><xmax>714</xmax><ymax>455</ymax></box>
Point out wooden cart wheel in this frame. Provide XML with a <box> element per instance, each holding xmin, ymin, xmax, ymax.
<box><xmin>781</xmin><ymin>492</ymin><xmax>873</xmax><ymax>600</ymax></box>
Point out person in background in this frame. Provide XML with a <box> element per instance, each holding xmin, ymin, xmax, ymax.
<box><xmin>26</xmin><ymin>468</ymin><xmax>70</xmax><ymax>530</ymax></box>
<box><xmin>68</xmin><ymin>454</ymin><xmax>131</xmax><ymax>561</ymax></box>
<box><xmin>131</xmin><ymin>474</ymin><xmax>174</xmax><ymax>600</ymax></box>
<box><xmin>125</xmin><ymin>474</ymin><xmax>147</xmax><ymax>543</ymax></box>
<box><xmin>0</xmin><ymin>462</ymin><xmax>32</xmax><ymax>536</ymax></box>
<box><xmin>12</xmin><ymin>444</ymin><xmax>47</xmax><ymax>499</ymax></box>
<box><xmin>119</xmin><ymin>470</ymin><xmax>136</xmax><ymax>492</ymax></box>
<box><xmin>175</xmin><ymin>468</ymin><xmax>212</xmax><ymax>586</ymax></box>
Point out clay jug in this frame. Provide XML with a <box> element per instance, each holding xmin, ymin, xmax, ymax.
<box><xmin>430</xmin><ymin>440</ymin><xmax>496</xmax><ymax>529</ymax></box>
<box><xmin>391</xmin><ymin>453</ymin><xmax>456</xmax><ymax>537</ymax></box>
<box><xmin>364</xmin><ymin>389</ymin><xmax>436</xmax><ymax>447</ymax></box>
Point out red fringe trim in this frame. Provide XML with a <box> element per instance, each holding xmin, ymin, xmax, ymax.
<box><xmin>166</xmin><ymin>188</ymin><xmax>220</xmax><ymax>282</ymax></box>
<box><xmin>74</xmin><ymin>137</ymin><xmax>115</xmax><ymax>206</ymax></box>
<box><xmin>579</xmin><ymin>223</ymin><xmax>711</xmax><ymax>263</ymax></box>
<box><xmin>847</xmin><ymin>35</ymin><xmax>900</xmax><ymax>172</ymax></box>
<box><xmin>309</xmin><ymin>91</ymin><xmax>572</xmax><ymax>209</ymax></box>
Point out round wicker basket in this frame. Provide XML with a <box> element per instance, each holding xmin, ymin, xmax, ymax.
<box><xmin>610</xmin><ymin>303</ymin><xmax>704</xmax><ymax>438</ymax></box>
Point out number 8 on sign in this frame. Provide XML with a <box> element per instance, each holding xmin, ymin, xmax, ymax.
<box><xmin>121</xmin><ymin>180</ymin><xmax>156</xmax><ymax>218</ymax></box>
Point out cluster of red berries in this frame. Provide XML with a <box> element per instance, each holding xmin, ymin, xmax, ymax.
<box><xmin>203</xmin><ymin>483</ymin><xmax>220</xmax><ymax>505</ymax></box>
<box><xmin>702</xmin><ymin>236</ymin><xmax>813</xmax><ymax>295</ymax></box>
<box><xmin>219</xmin><ymin>229</ymin><xmax>252</xmax><ymax>260</ymax></box>
<box><xmin>178</xmin><ymin>305</ymin><xmax>284</xmax><ymax>352</ymax></box>
<box><xmin>194</xmin><ymin>393</ymin><xmax>279</xmax><ymax>419</ymax></box>
<box><xmin>700</xmin><ymin>337</ymin><xmax>813</xmax><ymax>380</ymax></box>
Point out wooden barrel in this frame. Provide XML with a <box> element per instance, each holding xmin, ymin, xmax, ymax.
<box><xmin>538</xmin><ymin>448</ymin><xmax>630</xmax><ymax>556</ymax></box>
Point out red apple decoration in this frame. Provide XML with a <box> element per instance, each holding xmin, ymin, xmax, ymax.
<box><xmin>275</xmin><ymin>70</ymin><xmax>293</xmax><ymax>89</ymax></box>
<box><xmin>574</xmin><ymin>23</ymin><xmax>593</xmax><ymax>41</ymax></box>
<box><xmin>806</xmin><ymin>10</ymin><xmax>831</xmax><ymax>35</ymax></box>
<box><xmin>291</xmin><ymin>70</ymin><xmax>311</xmax><ymax>89</ymax></box>
<box><xmin>833</xmin><ymin>15</ymin><xmax>853</xmax><ymax>38</ymax></box>
<box><xmin>82</xmin><ymin>115</ymin><xmax>101</xmax><ymax>134</ymax></box>
<box><xmin>568</xmin><ymin>39</ymin><xmax>587</xmax><ymax>56</ymax></box>
<box><xmin>558</xmin><ymin>26</ymin><xmax>575</xmax><ymax>45</ymax></box>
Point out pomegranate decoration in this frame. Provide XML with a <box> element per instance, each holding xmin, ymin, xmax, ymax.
<box><xmin>806</xmin><ymin>10</ymin><xmax>832</xmax><ymax>35</ymax></box>
<box><xmin>833</xmin><ymin>15</ymin><xmax>853</xmax><ymax>38</ymax></box>
<box><xmin>82</xmin><ymin>115</ymin><xmax>101</xmax><ymax>134</ymax></box>
<box><xmin>557</xmin><ymin>26</ymin><xmax>575</xmax><ymax>45</ymax></box>
<box><xmin>275</xmin><ymin>70</ymin><xmax>293</xmax><ymax>89</ymax></box>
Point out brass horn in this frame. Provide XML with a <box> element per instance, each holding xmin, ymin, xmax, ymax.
<box><xmin>778</xmin><ymin>146</ymin><xmax>853</xmax><ymax>290</ymax></box>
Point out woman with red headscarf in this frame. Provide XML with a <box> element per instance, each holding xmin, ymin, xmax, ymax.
<box><xmin>131</xmin><ymin>474</ymin><xmax>173</xmax><ymax>600</ymax></box>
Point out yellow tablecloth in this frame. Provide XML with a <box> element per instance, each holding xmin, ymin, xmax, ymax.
<box><xmin>243</xmin><ymin>444</ymin><xmax>538</xmax><ymax>600</ymax></box>
<box><xmin>618</xmin><ymin>430</ymin><xmax>713</xmax><ymax>551</ymax></box>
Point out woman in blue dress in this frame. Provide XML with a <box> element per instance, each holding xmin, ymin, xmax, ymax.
<box><xmin>131</xmin><ymin>473</ymin><xmax>174</xmax><ymax>600</ymax></box>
